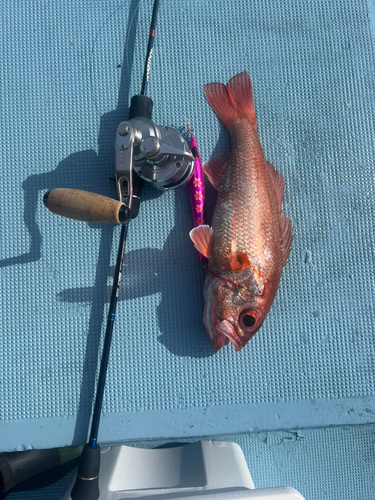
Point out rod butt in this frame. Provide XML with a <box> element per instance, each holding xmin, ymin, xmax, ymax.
<box><xmin>70</xmin><ymin>444</ymin><xmax>100</xmax><ymax>500</ymax></box>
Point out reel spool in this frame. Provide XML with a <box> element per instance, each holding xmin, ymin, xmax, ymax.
<box><xmin>116</xmin><ymin>118</ymin><xmax>194</xmax><ymax>212</ymax></box>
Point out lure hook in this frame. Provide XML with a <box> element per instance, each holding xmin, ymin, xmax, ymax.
<box><xmin>187</xmin><ymin>121</ymin><xmax>195</xmax><ymax>137</ymax></box>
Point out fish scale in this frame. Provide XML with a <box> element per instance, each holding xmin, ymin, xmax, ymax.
<box><xmin>212</xmin><ymin>121</ymin><xmax>282</xmax><ymax>278</ymax></box>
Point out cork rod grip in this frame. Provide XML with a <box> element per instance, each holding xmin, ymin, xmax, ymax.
<box><xmin>43</xmin><ymin>189</ymin><xmax>129</xmax><ymax>224</ymax></box>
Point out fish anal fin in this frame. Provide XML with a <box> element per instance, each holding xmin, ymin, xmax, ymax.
<box><xmin>203</xmin><ymin>152</ymin><xmax>230</xmax><ymax>190</ymax></box>
<box><xmin>266</xmin><ymin>161</ymin><xmax>293</xmax><ymax>265</ymax></box>
<box><xmin>189</xmin><ymin>225</ymin><xmax>213</xmax><ymax>258</ymax></box>
<box><xmin>281</xmin><ymin>212</ymin><xmax>294</xmax><ymax>267</ymax></box>
<box><xmin>266</xmin><ymin>161</ymin><xmax>285</xmax><ymax>209</ymax></box>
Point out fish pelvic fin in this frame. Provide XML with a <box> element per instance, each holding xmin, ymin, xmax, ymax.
<box><xmin>189</xmin><ymin>225</ymin><xmax>213</xmax><ymax>258</ymax></box>
<box><xmin>203</xmin><ymin>152</ymin><xmax>230</xmax><ymax>190</ymax></box>
<box><xmin>203</xmin><ymin>72</ymin><xmax>256</xmax><ymax>129</ymax></box>
<box><xmin>281</xmin><ymin>212</ymin><xmax>294</xmax><ymax>267</ymax></box>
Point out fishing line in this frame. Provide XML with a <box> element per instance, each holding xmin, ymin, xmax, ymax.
<box><xmin>124</xmin><ymin>0</ymin><xmax>142</xmax><ymax>79</ymax></box>
<box><xmin>206</xmin><ymin>268</ymin><xmax>248</xmax><ymax>293</ymax></box>
<box><xmin>90</xmin><ymin>0</ymin><xmax>142</xmax><ymax>117</ymax></box>
<box><xmin>140</xmin><ymin>0</ymin><xmax>159</xmax><ymax>95</ymax></box>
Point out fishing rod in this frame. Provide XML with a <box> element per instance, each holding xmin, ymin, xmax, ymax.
<box><xmin>69</xmin><ymin>3</ymin><xmax>161</xmax><ymax>498</ymax></box>
<box><xmin>44</xmin><ymin>1</ymin><xmax>193</xmax><ymax>499</ymax></box>
<box><xmin>86</xmin><ymin>0</ymin><xmax>161</xmax><ymax>450</ymax></box>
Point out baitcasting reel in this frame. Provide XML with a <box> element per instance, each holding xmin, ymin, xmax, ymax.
<box><xmin>116</xmin><ymin>117</ymin><xmax>194</xmax><ymax>215</ymax></box>
<box><xmin>44</xmin><ymin>119</ymin><xmax>194</xmax><ymax>225</ymax></box>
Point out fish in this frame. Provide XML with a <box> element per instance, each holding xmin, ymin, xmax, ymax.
<box><xmin>189</xmin><ymin>72</ymin><xmax>293</xmax><ymax>351</ymax></box>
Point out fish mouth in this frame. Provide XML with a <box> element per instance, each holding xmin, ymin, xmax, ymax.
<box><xmin>215</xmin><ymin>320</ymin><xmax>243</xmax><ymax>352</ymax></box>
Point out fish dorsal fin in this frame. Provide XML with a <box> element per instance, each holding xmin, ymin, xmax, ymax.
<box><xmin>203</xmin><ymin>72</ymin><xmax>256</xmax><ymax>129</ymax></box>
<box><xmin>189</xmin><ymin>225</ymin><xmax>213</xmax><ymax>258</ymax></box>
<box><xmin>203</xmin><ymin>152</ymin><xmax>230</xmax><ymax>190</ymax></box>
<box><xmin>266</xmin><ymin>161</ymin><xmax>285</xmax><ymax>209</ymax></box>
<box><xmin>281</xmin><ymin>212</ymin><xmax>294</xmax><ymax>267</ymax></box>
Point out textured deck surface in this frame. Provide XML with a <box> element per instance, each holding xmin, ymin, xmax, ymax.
<box><xmin>1</xmin><ymin>0</ymin><xmax>374</xmax><ymax>470</ymax></box>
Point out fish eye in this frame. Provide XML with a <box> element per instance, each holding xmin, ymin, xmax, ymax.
<box><xmin>242</xmin><ymin>314</ymin><xmax>256</xmax><ymax>328</ymax></box>
<box><xmin>239</xmin><ymin>308</ymin><xmax>263</xmax><ymax>333</ymax></box>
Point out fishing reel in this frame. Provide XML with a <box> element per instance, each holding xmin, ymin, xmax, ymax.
<box><xmin>44</xmin><ymin>116</ymin><xmax>194</xmax><ymax>225</ymax></box>
<box><xmin>116</xmin><ymin>117</ymin><xmax>194</xmax><ymax>216</ymax></box>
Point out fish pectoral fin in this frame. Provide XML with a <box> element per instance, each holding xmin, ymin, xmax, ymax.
<box><xmin>203</xmin><ymin>152</ymin><xmax>230</xmax><ymax>190</ymax></box>
<box><xmin>189</xmin><ymin>225</ymin><xmax>214</xmax><ymax>258</ymax></box>
<box><xmin>281</xmin><ymin>212</ymin><xmax>294</xmax><ymax>267</ymax></box>
<box><xmin>266</xmin><ymin>161</ymin><xmax>285</xmax><ymax>209</ymax></box>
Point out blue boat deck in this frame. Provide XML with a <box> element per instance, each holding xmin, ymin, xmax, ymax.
<box><xmin>1</xmin><ymin>1</ymin><xmax>375</xmax><ymax>498</ymax></box>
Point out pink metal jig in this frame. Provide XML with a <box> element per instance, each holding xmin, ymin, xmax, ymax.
<box><xmin>187</xmin><ymin>123</ymin><xmax>207</xmax><ymax>267</ymax></box>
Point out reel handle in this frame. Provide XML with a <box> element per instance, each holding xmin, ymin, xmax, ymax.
<box><xmin>43</xmin><ymin>188</ymin><xmax>130</xmax><ymax>224</ymax></box>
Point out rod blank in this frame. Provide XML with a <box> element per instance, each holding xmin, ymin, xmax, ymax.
<box><xmin>43</xmin><ymin>188</ymin><xmax>129</xmax><ymax>224</ymax></box>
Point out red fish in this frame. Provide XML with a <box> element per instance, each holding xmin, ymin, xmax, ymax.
<box><xmin>190</xmin><ymin>72</ymin><xmax>293</xmax><ymax>351</ymax></box>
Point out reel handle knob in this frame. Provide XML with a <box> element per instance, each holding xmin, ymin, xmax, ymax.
<box><xmin>43</xmin><ymin>188</ymin><xmax>130</xmax><ymax>224</ymax></box>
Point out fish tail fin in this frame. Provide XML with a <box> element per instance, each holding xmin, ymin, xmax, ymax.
<box><xmin>203</xmin><ymin>72</ymin><xmax>256</xmax><ymax>128</ymax></box>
